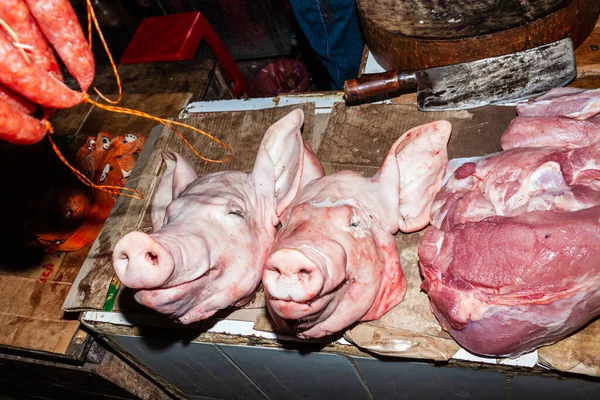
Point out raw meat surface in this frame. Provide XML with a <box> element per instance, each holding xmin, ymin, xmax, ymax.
<box><xmin>420</xmin><ymin>207</ymin><xmax>600</xmax><ymax>357</ymax></box>
<box><xmin>501</xmin><ymin>116</ymin><xmax>600</xmax><ymax>150</ymax></box>
<box><xmin>517</xmin><ymin>87</ymin><xmax>600</xmax><ymax>120</ymax></box>
<box><xmin>431</xmin><ymin>146</ymin><xmax>600</xmax><ymax>229</ymax></box>
<box><xmin>112</xmin><ymin>109</ymin><xmax>323</xmax><ymax>323</ymax></box>
<box><xmin>263</xmin><ymin>121</ymin><xmax>452</xmax><ymax>338</ymax></box>
<box><xmin>421</xmin><ymin>88</ymin><xmax>600</xmax><ymax>357</ymax></box>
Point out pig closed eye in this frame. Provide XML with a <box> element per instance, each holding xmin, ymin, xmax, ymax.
<box><xmin>228</xmin><ymin>209</ymin><xmax>245</xmax><ymax>219</ymax></box>
<box><xmin>349</xmin><ymin>215</ymin><xmax>360</xmax><ymax>228</ymax></box>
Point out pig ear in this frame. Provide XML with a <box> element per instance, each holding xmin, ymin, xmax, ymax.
<box><xmin>252</xmin><ymin>109</ymin><xmax>323</xmax><ymax>218</ymax></box>
<box><xmin>371</xmin><ymin>134</ymin><xmax>404</xmax><ymax>233</ymax></box>
<box><xmin>374</xmin><ymin>121</ymin><xmax>452</xmax><ymax>233</ymax></box>
<box><xmin>151</xmin><ymin>151</ymin><xmax>198</xmax><ymax>231</ymax></box>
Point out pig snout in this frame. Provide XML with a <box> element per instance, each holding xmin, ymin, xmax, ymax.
<box><xmin>113</xmin><ymin>231</ymin><xmax>175</xmax><ymax>289</ymax></box>
<box><xmin>263</xmin><ymin>249</ymin><xmax>325</xmax><ymax>303</ymax></box>
<box><xmin>264</xmin><ymin>237</ymin><xmax>348</xmax><ymax>320</ymax></box>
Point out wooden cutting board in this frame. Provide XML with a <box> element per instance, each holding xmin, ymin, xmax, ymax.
<box><xmin>358</xmin><ymin>0</ymin><xmax>600</xmax><ymax>71</ymax></box>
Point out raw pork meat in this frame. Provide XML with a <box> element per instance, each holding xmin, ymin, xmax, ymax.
<box><xmin>516</xmin><ymin>87</ymin><xmax>600</xmax><ymax>119</ymax></box>
<box><xmin>112</xmin><ymin>109</ymin><xmax>323</xmax><ymax>323</ymax></box>
<box><xmin>501</xmin><ymin>116</ymin><xmax>600</xmax><ymax>150</ymax></box>
<box><xmin>263</xmin><ymin>121</ymin><xmax>452</xmax><ymax>338</ymax></box>
<box><xmin>420</xmin><ymin>89</ymin><xmax>600</xmax><ymax>357</ymax></box>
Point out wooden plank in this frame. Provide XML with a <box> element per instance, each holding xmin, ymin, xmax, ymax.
<box><xmin>317</xmin><ymin>103</ymin><xmax>514</xmax><ymax>175</ymax></box>
<box><xmin>89</xmin><ymin>60</ymin><xmax>217</xmax><ymax>104</ymax></box>
<box><xmin>574</xmin><ymin>18</ymin><xmax>600</xmax><ymax>73</ymax></box>
<box><xmin>0</xmin><ymin>276</ymin><xmax>72</xmax><ymax>319</ymax></box>
<box><xmin>538</xmin><ymin>319</ymin><xmax>600</xmax><ymax>376</ymax></box>
<box><xmin>64</xmin><ymin>103</ymin><xmax>316</xmax><ymax>311</ymax></box>
<box><xmin>46</xmin><ymin>95</ymin><xmax>97</xmax><ymax>138</ymax></box>
<box><xmin>48</xmin><ymin>58</ymin><xmax>219</xmax><ymax>138</ymax></box>
<box><xmin>78</xmin><ymin>92</ymin><xmax>193</xmax><ymax>138</ymax></box>
<box><xmin>0</xmin><ymin>314</ymin><xmax>79</xmax><ymax>354</ymax></box>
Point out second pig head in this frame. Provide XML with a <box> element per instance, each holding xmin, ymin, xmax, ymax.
<box><xmin>112</xmin><ymin>109</ymin><xmax>323</xmax><ymax>323</ymax></box>
<box><xmin>262</xmin><ymin>121</ymin><xmax>452</xmax><ymax>338</ymax></box>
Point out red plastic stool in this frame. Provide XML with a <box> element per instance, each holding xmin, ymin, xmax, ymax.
<box><xmin>120</xmin><ymin>11</ymin><xmax>250</xmax><ymax>98</ymax></box>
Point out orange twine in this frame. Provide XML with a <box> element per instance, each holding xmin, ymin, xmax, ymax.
<box><xmin>43</xmin><ymin>0</ymin><xmax>232</xmax><ymax>201</ymax></box>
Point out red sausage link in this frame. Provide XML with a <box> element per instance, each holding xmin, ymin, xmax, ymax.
<box><xmin>0</xmin><ymin>30</ymin><xmax>86</xmax><ymax>108</ymax></box>
<box><xmin>0</xmin><ymin>99</ymin><xmax>46</xmax><ymax>145</ymax></box>
<box><xmin>0</xmin><ymin>0</ymin><xmax>63</xmax><ymax>81</ymax></box>
<box><xmin>24</xmin><ymin>0</ymin><xmax>95</xmax><ymax>92</ymax></box>
<box><xmin>0</xmin><ymin>83</ymin><xmax>37</xmax><ymax>114</ymax></box>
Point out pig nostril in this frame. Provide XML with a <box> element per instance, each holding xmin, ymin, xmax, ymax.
<box><xmin>268</xmin><ymin>265</ymin><xmax>282</xmax><ymax>276</ymax></box>
<box><xmin>299</xmin><ymin>269</ymin><xmax>311</xmax><ymax>279</ymax></box>
<box><xmin>145</xmin><ymin>251</ymin><xmax>159</xmax><ymax>265</ymax></box>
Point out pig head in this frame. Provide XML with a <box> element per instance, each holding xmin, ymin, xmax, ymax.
<box><xmin>112</xmin><ymin>109</ymin><xmax>323</xmax><ymax>323</ymax></box>
<box><xmin>263</xmin><ymin>121</ymin><xmax>453</xmax><ymax>338</ymax></box>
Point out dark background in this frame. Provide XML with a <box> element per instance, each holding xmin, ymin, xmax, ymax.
<box><xmin>70</xmin><ymin>0</ymin><xmax>331</xmax><ymax>90</ymax></box>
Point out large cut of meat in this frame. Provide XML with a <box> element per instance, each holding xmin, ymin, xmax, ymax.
<box><xmin>419</xmin><ymin>88</ymin><xmax>600</xmax><ymax>357</ymax></box>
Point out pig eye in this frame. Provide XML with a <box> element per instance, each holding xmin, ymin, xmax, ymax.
<box><xmin>228</xmin><ymin>209</ymin><xmax>245</xmax><ymax>219</ymax></box>
<box><xmin>349</xmin><ymin>215</ymin><xmax>360</xmax><ymax>228</ymax></box>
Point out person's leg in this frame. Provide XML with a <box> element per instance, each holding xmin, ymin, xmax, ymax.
<box><xmin>289</xmin><ymin>0</ymin><xmax>365</xmax><ymax>90</ymax></box>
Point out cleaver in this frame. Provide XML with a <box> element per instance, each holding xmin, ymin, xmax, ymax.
<box><xmin>344</xmin><ymin>38</ymin><xmax>577</xmax><ymax>111</ymax></box>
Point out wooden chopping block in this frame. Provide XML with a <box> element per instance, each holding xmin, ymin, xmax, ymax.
<box><xmin>358</xmin><ymin>0</ymin><xmax>600</xmax><ymax>71</ymax></box>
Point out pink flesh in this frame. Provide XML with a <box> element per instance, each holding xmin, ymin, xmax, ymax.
<box><xmin>420</xmin><ymin>206</ymin><xmax>600</xmax><ymax>357</ymax></box>
<box><xmin>516</xmin><ymin>87</ymin><xmax>600</xmax><ymax>120</ymax></box>
<box><xmin>263</xmin><ymin>121</ymin><xmax>451</xmax><ymax>338</ymax></box>
<box><xmin>112</xmin><ymin>109</ymin><xmax>322</xmax><ymax>323</ymax></box>
<box><xmin>430</xmin><ymin>146</ymin><xmax>600</xmax><ymax>229</ymax></box>
<box><xmin>421</xmin><ymin>89</ymin><xmax>600</xmax><ymax>357</ymax></box>
<box><xmin>113</xmin><ymin>231</ymin><xmax>175</xmax><ymax>289</ymax></box>
<box><xmin>264</xmin><ymin>188</ymin><xmax>406</xmax><ymax>338</ymax></box>
<box><xmin>394</xmin><ymin>120</ymin><xmax>452</xmax><ymax>232</ymax></box>
<box><xmin>501</xmin><ymin>116</ymin><xmax>600</xmax><ymax>150</ymax></box>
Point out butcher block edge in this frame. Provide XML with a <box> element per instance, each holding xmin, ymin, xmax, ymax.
<box><xmin>358</xmin><ymin>0</ymin><xmax>600</xmax><ymax>71</ymax></box>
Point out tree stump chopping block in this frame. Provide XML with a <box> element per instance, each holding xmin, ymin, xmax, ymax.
<box><xmin>358</xmin><ymin>0</ymin><xmax>600</xmax><ymax>71</ymax></box>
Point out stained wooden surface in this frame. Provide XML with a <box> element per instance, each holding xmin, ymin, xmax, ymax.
<box><xmin>63</xmin><ymin>103</ymin><xmax>316</xmax><ymax>312</ymax></box>
<box><xmin>358</xmin><ymin>0</ymin><xmax>600</xmax><ymax>71</ymax></box>
<box><xmin>48</xmin><ymin>57</ymin><xmax>221</xmax><ymax>139</ymax></box>
<box><xmin>91</xmin><ymin>59</ymin><xmax>218</xmax><ymax>103</ymax></box>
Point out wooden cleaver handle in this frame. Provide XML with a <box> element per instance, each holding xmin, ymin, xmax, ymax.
<box><xmin>344</xmin><ymin>71</ymin><xmax>417</xmax><ymax>102</ymax></box>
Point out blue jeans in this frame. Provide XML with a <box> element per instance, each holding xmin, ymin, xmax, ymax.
<box><xmin>289</xmin><ymin>0</ymin><xmax>365</xmax><ymax>90</ymax></box>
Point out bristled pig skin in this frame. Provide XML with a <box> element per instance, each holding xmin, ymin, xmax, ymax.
<box><xmin>262</xmin><ymin>120</ymin><xmax>452</xmax><ymax>338</ymax></box>
<box><xmin>112</xmin><ymin>109</ymin><xmax>324</xmax><ymax>324</ymax></box>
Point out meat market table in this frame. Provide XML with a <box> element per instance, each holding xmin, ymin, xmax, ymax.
<box><xmin>18</xmin><ymin>24</ymin><xmax>600</xmax><ymax>400</ymax></box>
<box><xmin>70</xmin><ymin>91</ymin><xmax>600</xmax><ymax>400</ymax></box>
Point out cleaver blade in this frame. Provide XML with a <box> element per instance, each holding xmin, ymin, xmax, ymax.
<box><xmin>344</xmin><ymin>37</ymin><xmax>577</xmax><ymax>111</ymax></box>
